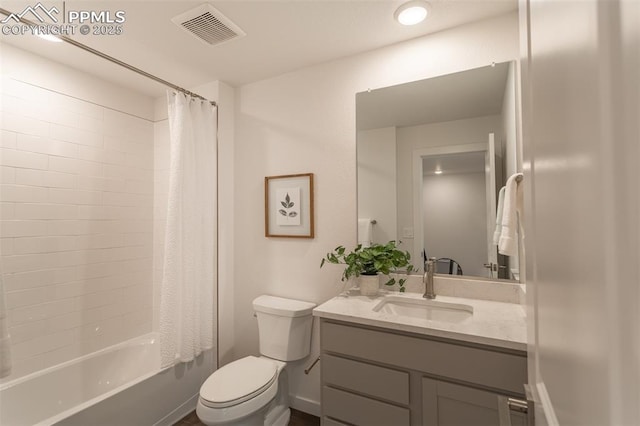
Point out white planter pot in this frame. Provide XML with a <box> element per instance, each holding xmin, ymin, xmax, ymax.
<box><xmin>358</xmin><ymin>274</ymin><xmax>380</xmax><ymax>296</ymax></box>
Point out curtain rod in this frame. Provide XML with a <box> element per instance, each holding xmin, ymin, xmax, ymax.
<box><xmin>0</xmin><ymin>8</ymin><xmax>217</xmax><ymax>107</ymax></box>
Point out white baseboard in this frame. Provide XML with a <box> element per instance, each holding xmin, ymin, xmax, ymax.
<box><xmin>289</xmin><ymin>394</ymin><xmax>321</xmax><ymax>417</ymax></box>
<box><xmin>154</xmin><ymin>393</ymin><xmax>199</xmax><ymax>426</ymax></box>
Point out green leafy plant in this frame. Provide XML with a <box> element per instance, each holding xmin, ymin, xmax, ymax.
<box><xmin>320</xmin><ymin>241</ymin><xmax>414</xmax><ymax>292</ymax></box>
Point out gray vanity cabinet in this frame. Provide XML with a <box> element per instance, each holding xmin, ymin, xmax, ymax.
<box><xmin>422</xmin><ymin>378</ymin><xmax>526</xmax><ymax>426</ymax></box>
<box><xmin>319</xmin><ymin>319</ymin><xmax>527</xmax><ymax>426</ymax></box>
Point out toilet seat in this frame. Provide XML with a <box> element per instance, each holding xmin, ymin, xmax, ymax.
<box><xmin>200</xmin><ymin>356</ymin><xmax>278</xmax><ymax>409</ymax></box>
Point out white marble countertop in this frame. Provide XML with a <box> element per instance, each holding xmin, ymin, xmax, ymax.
<box><xmin>313</xmin><ymin>290</ymin><xmax>527</xmax><ymax>352</ymax></box>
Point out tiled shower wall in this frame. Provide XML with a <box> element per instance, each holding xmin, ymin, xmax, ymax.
<box><xmin>0</xmin><ymin>76</ymin><xmax>154</xmax><ymax>381</ymax></box>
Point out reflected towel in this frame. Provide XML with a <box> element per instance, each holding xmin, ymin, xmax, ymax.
<box><xmin>499</xmin><ymin>173</ymin><xmax>524</xmax><ymax>256</ymax></box>
<box><xmin>493</xmin><ymin>186</ymin><xmax>506</xmax><ymax>245</ymax></box>
<box><xmin>358</xmin><ymin>218</ymin><xmax>373</xmax><ymax>247</ymax></box>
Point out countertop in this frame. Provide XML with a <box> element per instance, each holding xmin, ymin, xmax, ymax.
<box><xmin>313</xmin><ymin>290</ymin><xmax>527</xmax><ymax>352</ymax></box>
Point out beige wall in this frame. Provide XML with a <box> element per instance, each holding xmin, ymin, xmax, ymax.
<box><xmin>233</xmin><ymin>12</ymin><xmax>519</xmax><ymax>414</ymax></box>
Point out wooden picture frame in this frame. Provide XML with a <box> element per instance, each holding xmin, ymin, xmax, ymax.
<box><xmin>265</xmin><ymin>173</ymin><xmax>314</xmax><ymax>238</ymax></box>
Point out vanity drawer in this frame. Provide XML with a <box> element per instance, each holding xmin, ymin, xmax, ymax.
<box><xmin>322</xmin><ymin>417</ymin><xmax>350</xmax><ymax>426</ymax></box>
<box><xmin>321</xmin><ymin>320</ymin><xmax>526</xmax><ymax>394</ymax></box>
<box><xmin>323</xmin><ymin>354</ymin><xmax>409</xmax><ymax>405</ymax></box>
<box><xmin>323</xmin><ymin>386</ymin><xmax>410</xmax><ymax>426</ymax></box>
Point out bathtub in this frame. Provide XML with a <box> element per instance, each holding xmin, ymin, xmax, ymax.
<box><xmin>0</xmin><ymin>333</ymin><xmax>215</xmax><ymax>426</ymax></box>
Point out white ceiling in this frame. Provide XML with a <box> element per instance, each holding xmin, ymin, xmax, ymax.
<box><xmin>356</xmin><ymin>61</ymin><xmax>510</xmax><ymax>130</ymax></box>
<box><xmin>0</xmin><ymin>0</ymin><xmax>517</xmax><ymax>96</ymax></box>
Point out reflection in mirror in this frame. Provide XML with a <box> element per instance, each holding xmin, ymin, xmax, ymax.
<box><xmin>356</xmin><ymin>62</ymin><xmax>523</xmax><ymax>281</ymax></box>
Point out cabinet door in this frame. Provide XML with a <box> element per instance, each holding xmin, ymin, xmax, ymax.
<box><xmin>422</xmin><ymin>378</ymin><xmax>526</xmax><ymax>426</ymax></box>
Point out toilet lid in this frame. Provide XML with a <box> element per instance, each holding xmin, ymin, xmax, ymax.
<box><xmin>200</xmin><ymin>356</ymin><xmax>278</xmax><ymax>408</ymax></box>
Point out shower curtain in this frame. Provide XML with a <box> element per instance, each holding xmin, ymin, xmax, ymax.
<box><xmin>160</xmin><ymin>92</ymin><xmax>217</xmax><ymax>368</ymax></box>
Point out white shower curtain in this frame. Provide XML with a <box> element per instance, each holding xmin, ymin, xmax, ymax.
<box><xmin>160</xmin><ymin>91</ymin><xmax>217</xmax><ymax>368</ymax></box>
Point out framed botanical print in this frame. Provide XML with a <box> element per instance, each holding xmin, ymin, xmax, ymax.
<box><xmin>265</xmin><ymin>173</ymin><xmax>314</xmax><ymax>238</ymax></box>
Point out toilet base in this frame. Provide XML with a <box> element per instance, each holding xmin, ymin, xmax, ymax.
<box><xmin>265</xmin><ymin>405</ymin><xmax>290</xmax><ymax>426</ymax></box>
<box><xmin>196</xmin><ymin>399</ymin><xmax>289</xmax><ymax>426</ymax></box>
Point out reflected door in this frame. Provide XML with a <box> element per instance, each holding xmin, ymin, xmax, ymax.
<box><xmin>484</xmin><ymin>133</ymin><xmax>498</xmax><ymax>278</ymax></box>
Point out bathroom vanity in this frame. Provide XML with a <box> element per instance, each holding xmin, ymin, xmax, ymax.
<box><xmin>313</xmin><ymin>289</ymin><xmax>527</xmax><ymax>426</ymax></box>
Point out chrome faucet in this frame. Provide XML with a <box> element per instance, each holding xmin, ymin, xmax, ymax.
<box><xmin>423</xmin><ymin>257</ymin><xmax>436</xmax><ymax>299</ymax></box>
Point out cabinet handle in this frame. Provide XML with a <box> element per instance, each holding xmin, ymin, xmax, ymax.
<box><xmin>498</xmin><ymin>386</ymin><xmax>535</xmax><ymax>426</ymax></box>
<box><xmin>507</xmin><ymin>397</ymin><xmax>529</xmax><ymax>413</ymax></box>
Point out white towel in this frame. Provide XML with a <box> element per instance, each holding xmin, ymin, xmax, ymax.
<box><xmin>493</xmin><ymin>186</ymin><xmax>506</xmax><ymax>245</ymax></box>
<box><xmin>358</xmin><ymin>218</ymin><xmax>373</xmax><ymax>247</ymax></box>
<box><xmin>499</xmin><ymin>173</ymin><xmax>524</xmax><ymax>256</ymax></box>
<box><xmin>0</xmin><ymin>269</ymin><xmax>12</xmax><ymax>378</ymax></box>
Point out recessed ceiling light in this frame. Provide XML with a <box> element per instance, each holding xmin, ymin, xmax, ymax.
<box><xmin>37</xmin><ymin>34</ymin><xmax>62</xmax><ymax>42</ymax></box>
<box><xmin>395</xmin><ymin>0</ymin><xmax>430</xmax><ymax>26</ymax></box>
<box><xmin>434</xmin><ymin>170</ymin><xmax>443</xmax><ymax>175</ymax></box>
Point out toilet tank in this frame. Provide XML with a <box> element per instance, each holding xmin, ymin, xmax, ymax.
<box><xmin>252</xmin><ymin>295</ymin><xmax>316</xmax><ymax>361</ymax></box>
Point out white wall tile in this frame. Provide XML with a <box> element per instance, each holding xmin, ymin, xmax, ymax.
<box><xmin>50</xmin><ymin>123</ymin><xmax>103</xmax><ymax>147</ymax></box>
<box><xmin>1</xmin><ymin>202</ymin><xmax>15</xmax><ymax>219</ymax></box>
<box><xmin>11</xmin><ymin>329</ymin><xmax>77</xmax><ymax>360</ymax></box>
<box><xmin>0</xmin><ymin>130</ymin><xmax>17</xmax><ymax>148</ymax></box>
<box><xmin>8</xmin><ymin>297</ymin><xmax>81</xmax><ymax>326</ymax></box>
<box><xmin>76</xmin><ymin>233</ymin><xmax>124</xmax><ymax>249</ymax></box>
<box><xmin>48</xmin><ymin>156</ymin><xmax>104</xmax><ymax>177</ymax></box>
<box><xmin>1</xmin><ymin>166</ymin><xmax>16</xmax><ymax>183</ymax></box>
<box><xmin>48</xmin><ymin>92</ymin><xmax>103</xmax><ymax>120</ymax></box>
<box><xmin>4</xmin><ymin>267</ymin><xmax>77</xmax><ymax>291</ymax></box>
<box><xmin>44</xmin><ymin>171</ymin><xmax>77</xmax><ymax>189</ymax></box>
<box><xmin>1</xmin><ymin>112</ymin><xmax>49</xmax><ymax>138</ymax></box>
<box><xmin>1</xmin><ymin>70</ymin><xmax>155</xmax><ymax>381</ymax></box>
<box><xmin>1</xmin><ymin>77</ymin><xmax>50</xmax><ymax>104</ymax></box>
<box><xmin>1</xmin><ymin>237</ymin><xmax>12</xmax><ymax>255</ymax></box>
<box><xmin>0</xmin><ymin>148</ymin><xmax>48</xmax><ymax>169</ymax></box>
<box><xmin>9</xmin><ymin>320</ymin><xmax>47</xmax><ymax>344</ymax></box>
<box><xmin>48</xmin><ymin>188</ymin><xmax>102</xmax><ymax>205</ymax></box>
<box><xmin>14</xmin><ymin>203</ymin><xmax>78</xmax><ymax>220</ymax></box>
<box><xmin>13</xmin><ymin>236</ymin><xmax>79</xmax><ymax>254</ymax></box>
<box><xmin>17</xmin><ymin>133</ymin><xmax>78</xmax><ymax>158</ymax></box>
<box><xmin>1</xmin><ymin>184</ymin><xmax>48</xmax><ymax>202</ymax></box>
<box><xmin>1</xmin><ymin>95</ymin><xmax>48</xmax><ymax>122</ymax></box>
<box><xmin>6</xmin><ymin>286</ymin><xmax>53</xmax><ymax>309</ymax></box>
<box><xmin>12</xmin><ymin>169</ymin><xmax>72</xmax><ymax>188</ymax></box>
<box><xmin>76</xmin><ymin>176</ymin><xmax>125</xmax><ymax>192</ymax></box>
<box><xmin>0</xmin><ymin>220</ymin><xmax>48</xmax><ymax>237</ymax></box>
<box><xmin>13</xmin><ymin>169</ymin><xmax>44</xmax><ymax>186</ymax></box>
<box><xmin>77</xmin><ymin>145</ymin><xmax>125</xmax><ymax>165</ymax></box>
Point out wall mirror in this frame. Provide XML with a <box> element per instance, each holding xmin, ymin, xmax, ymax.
<box><xmin>356</xmin><ymin>62</ymin><xmax>523</xmax><ymax>281</ymax></box>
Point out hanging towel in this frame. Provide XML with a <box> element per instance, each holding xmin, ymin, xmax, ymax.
<box><xmin>499</xmin><ymin>173</ymin><xmax>524</xmax><ymax>256</ymax></box>
<box><xmin>493</xmin><ymin>186</ymin><xmax>506</xmax><ymax>245</ymax></box>
<box><xmin>0</xmin><ymin>264</ymin><xmax>12</xmax><ymax>378</ymax></box>
<box><xmin>358</xmin><ymin>218</ymin><xmax>373</xmax><ymax>247</ymax></box>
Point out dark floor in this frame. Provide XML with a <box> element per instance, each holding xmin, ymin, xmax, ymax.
<box><xmin>173</xmin><ymin>408</ymin><xmax>320</xmax><ymax>426</ymax></box>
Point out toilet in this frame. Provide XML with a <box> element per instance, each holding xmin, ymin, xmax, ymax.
<box><xmin>196</xmin><ymin>295</ymin><xmax>316</xmax><ymax>426</ymax></box>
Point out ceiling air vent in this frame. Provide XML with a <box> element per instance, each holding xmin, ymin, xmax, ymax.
<box><xmin>172</xmin><ymin>4</ymin><xmax>245</xmax><ymax>46</ymax></box>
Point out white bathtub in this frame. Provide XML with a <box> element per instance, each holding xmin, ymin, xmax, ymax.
<box><xmin>0</xmin><ymin>333</ymin><xmax>215</xmax><ymax>426</ymax></box>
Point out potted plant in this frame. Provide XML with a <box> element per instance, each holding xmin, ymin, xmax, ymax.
<box><xmin>320</xmin><ymin>241</ymin><xmax>414</xmax><ymax>295</ymax></box>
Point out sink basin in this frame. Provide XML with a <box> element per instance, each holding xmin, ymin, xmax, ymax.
<box><xmin>372</xmin><ymin>296</ymin><xmax>473</xmax><ymax>323</ymax></box>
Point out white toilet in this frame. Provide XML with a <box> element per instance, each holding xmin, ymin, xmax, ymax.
<box><xmin>196</xmin><ymin>295</ymin><xmax>316</xmax><ymax>426</ymax></box>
